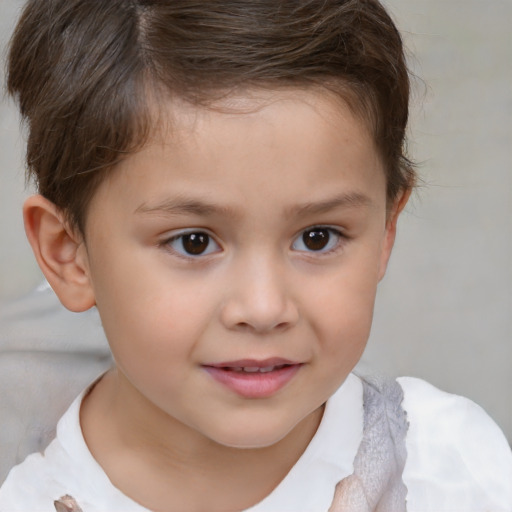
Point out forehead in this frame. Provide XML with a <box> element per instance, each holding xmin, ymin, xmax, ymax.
<box><xmin>87</xmin><ymin>87</ymin><xmax>386</xmax><ymax>225</ymax></box>
<box><xmin>154</xmin><ymin>86</ymin><xmax>375</xmax><ymax>150</ymax></box>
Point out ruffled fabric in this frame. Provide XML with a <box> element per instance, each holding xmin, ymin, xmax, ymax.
<box><xmin>329</xmin><ymin>375</ymin><xmax>408</xmax><ymax>512</ymax></box>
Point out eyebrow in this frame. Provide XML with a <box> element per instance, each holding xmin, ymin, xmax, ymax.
<box><xmin>135</xmin><ymin>192</ymin><xmax>372</xmax><ymax>218</ymax></box>
<box><xmin>134</xmin><ymin>197</ymin><xmax>237</xmax><ymax>218</ymax></box>
<box><xmin>287</xmin><ymin>192</ymin><xmax>372</xmax><ymax>217</ymax></box>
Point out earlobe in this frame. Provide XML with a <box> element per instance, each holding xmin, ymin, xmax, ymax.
<box><xmin>378</xmin><ymin>188</ymin><xmax>412</xmax><ymax>281</ymax></box>
<box><xmin>23</xmin><ymin>195</ymin><xmax>95</xmax><ymax>312</ymax></box>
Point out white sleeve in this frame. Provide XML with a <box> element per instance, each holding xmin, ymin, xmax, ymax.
<box><xmin>397</xmin><ymin>376</ymin><xmax>512</xmax><ymax>512</ymax></box>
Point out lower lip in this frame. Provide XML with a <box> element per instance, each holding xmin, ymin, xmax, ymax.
<box><xmin>203</xmin><ymin>365</ymin><xmax>301</xmax><ymax>399</ymax></box>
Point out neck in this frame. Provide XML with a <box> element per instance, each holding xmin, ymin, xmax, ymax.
<box><xmin>80</xmin><ymin>369</ymin><xmax>323</xmax><ymax>512</ymax></box>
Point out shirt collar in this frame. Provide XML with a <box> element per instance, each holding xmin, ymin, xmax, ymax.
<box><xmin>246</xmin><ymin>373</ymin><xmax>363</xmax><ymax>512</ymax></box>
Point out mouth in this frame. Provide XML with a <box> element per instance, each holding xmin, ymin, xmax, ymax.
<box><xmin>215</xmin><ymin>363</ymin><xmax>292</xmax><ymax>374</ymax></box>
<box><xmin>203</xmin><ymin>359</ymin><xmax>302</xmax><ymax>398</ymax></box>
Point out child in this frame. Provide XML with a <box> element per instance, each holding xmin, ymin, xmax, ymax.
<box><xmin>1</xmin><ymin>0</ymin><xmax>511</xmax><ymax>510</ymax></box>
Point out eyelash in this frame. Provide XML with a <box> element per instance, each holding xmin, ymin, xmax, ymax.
<box><xmin>161</xmin><ymin>226</ymin><xmax>346</xmax><ymax>259</ymax></box>
<box><xmin>291</xmin><ymin>226</ymin><xmax>345</xmax><ymax>255</ymax></box>
<box><xmin>162</xmin><ymin>230</ymin><xmax>221</xmax><ymax>259</ymax></box>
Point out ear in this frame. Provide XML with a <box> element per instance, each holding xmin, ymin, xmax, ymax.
<box><xmin>23</xmin><ymin>195</ymin><xmax>95</xmax><ymax>312</ymax></box>
<box><xmin>378</xmin><ymin>188</ymin><xmax>411</xmax><ymax>281</ymax></box>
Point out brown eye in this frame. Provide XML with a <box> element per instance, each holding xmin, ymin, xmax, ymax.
<box><xmin>292</xmin><ymin>226</ymin><xmax>342</xmax><ymax>253</ymax></box>
<box><xmin>167</xmin><ymin>231</ymin><xmax>220</xmax><ymax>257</ymax></box>
<box><xmin>181</xmin><ymin>233</ymin><xmax>210</xmax><ymax>254</ymax></box>
<box><xmin>302</xmin><ymin>228</ymin><xmax>330</xmax><ymax>251</ymax></box>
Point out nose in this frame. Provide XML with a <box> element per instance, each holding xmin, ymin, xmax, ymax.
<box><xmin>220</xmin><ymin>255</ymin><xmax>299</xmax><ymax>334</ymax></box>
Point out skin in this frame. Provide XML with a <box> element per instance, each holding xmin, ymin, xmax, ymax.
<box><xmin>24</xmin><ymin>88</ymin><xmax>408</xmax><ymax>511</ymax></box>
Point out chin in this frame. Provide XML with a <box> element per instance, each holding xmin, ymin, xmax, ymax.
<box><xmin>209</xmin><ymin>420</ymin><xmax>297</xmax><ymax>450</ymax></box>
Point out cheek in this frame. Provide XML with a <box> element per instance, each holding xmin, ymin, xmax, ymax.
<box><xmin>89</xmin><ymin>253</ymin><xmax>213</xmax><ymax>372</ymax></box>
<box><xmin>306</xmin><ymin>261</ymin><xmax>380</xmax><ymax>358</ymax></box>
<box><xmin>319</xmin><ymin>298</ymin><xmax>373</xmax><ymax>360</ymax></box>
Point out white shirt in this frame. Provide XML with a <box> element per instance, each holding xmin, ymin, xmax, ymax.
<box><xmin>0</xmin><ymin>373</ymin><xmax>511</xmax><ymax>512</ymax></box>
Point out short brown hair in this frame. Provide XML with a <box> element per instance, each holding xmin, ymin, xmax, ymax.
<box><xmin>7</xmin><ymin>0</ymin><xmax>415</xmax><ymax>234</ymax></box>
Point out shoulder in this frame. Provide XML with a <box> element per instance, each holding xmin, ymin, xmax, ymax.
<box><xmin>397</xmin><ymin>376</ymin><xmax>512</xmax><ymax>511</ymax></box>
<box><xmin>0</xmin><ymin>391</ymin><xmax>87</xmax><ymax>512</ymax></box>
<box><xmin>0</xmin><ymin>441</ymin><xmax>73</xmax><ymax>512</ymax></box>
<box><xmin>0</xmin><ymin>387</ymin><xmax>149</xmax><ymax>512</ymax></box>
<box><xmin>0</xmin><ymin>387</ymin><xmax>87</xmax><ymax>511</ymax></box>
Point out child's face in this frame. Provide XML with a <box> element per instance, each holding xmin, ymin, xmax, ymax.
<box><xmin>79</xmin><ymin>88</ymin><xmax>397</xmax><ymax>448</ymax></box>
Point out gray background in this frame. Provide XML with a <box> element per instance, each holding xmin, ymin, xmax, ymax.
<box><xmin>1</xmin><ymin>0</ymin><xmax>511</xmax><ymax>442</ymax></box>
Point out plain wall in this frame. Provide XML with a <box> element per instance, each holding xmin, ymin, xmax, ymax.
<box><xmin>1</xmin><ymin>0</ymin><xmax>511</xmax><ymax>442</ymax></box>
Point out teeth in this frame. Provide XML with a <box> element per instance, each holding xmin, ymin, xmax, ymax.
<box><xmin>222</xmin><ymin>365</ymin><xmax>288</xmax><ymax>373</ymax></box>
<box><xmin>243</xmin><ymin>367</ymin><xmax>261</xmax><ymax>373</ymax></box>
<box><xmin>230</xmin><ymin>366</ymin><xmax>279</xmax><ymax>373</ymax></box>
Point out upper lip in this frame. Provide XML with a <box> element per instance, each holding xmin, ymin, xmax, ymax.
<box><xmin>204</xmin><ymin>358</ymin><xmax>300</xmax><ymax>369</ymax></box>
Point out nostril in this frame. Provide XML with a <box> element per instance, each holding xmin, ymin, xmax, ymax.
<box><xmin>234</xmin><ymin>321</ymin><xmax>253</xmax><ymax>332</ymax></box>
<box><xmin>233</xmin><ymin>319</ymin><xmax>293</xmax><ymax>334</ymax></box>
<box><xmin>220</xmin><ymin>286</ymin><xmax>299</xmax><ymax>333</ymax></box>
